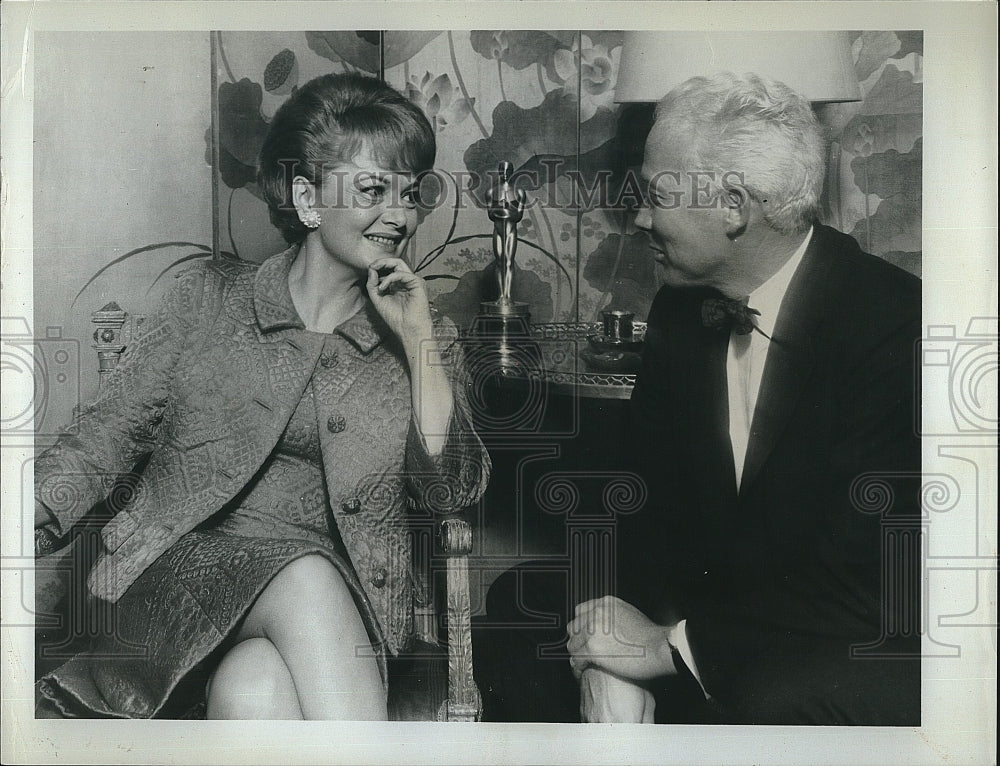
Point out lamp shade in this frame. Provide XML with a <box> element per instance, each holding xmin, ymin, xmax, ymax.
<box><xmin>615</xmin><ymin>32</ymin><xmax>861</xmax><ymax>103</ymax></box>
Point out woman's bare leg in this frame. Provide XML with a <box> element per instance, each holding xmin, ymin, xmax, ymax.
<box><xmin>225</xmin><ymin>554</ymin><xmax>386</xmax><ymax>720</ymax></box>
<box><xmin>206</xmin><ymin>637</ymin><xmax>302</xmax><ymax>719</ymax></box>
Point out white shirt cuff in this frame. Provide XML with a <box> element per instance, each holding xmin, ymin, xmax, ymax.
<box><xmin>666</xmin><ymin>619</ymin><xmax>710</xmax><ymax>699</ymax></box>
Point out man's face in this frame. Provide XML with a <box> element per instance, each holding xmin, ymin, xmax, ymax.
<box><xmin>635</xmin><ymin>124</ymin><xmax>737</xmax><ymax>292</ymax></box>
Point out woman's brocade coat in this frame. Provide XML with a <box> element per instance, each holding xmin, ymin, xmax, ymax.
<box><xmin>34</xmin><ymin>247</ymin><xmax>490</xmax><ymax>653</ymax></box>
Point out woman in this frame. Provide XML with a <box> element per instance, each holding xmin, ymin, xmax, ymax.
<box><xmin>34</xmin><ymin>72</ymin><xmax>489</xmax><ymax>720</ymax></box>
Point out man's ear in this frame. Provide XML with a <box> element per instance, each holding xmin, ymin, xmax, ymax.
<box><xmin>291</xmin><ymin>176</ymin><xmax>317</xmax><ymax>220</ymax></box>
<box><xmin>721</xmin><ymin>183</ymin><xmax>752</xmax><ymax>240</ymax></box>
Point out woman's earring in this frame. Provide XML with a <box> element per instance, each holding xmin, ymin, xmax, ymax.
<box><xmin>301</xmin><ymin>210</ymin><xmax>322</xmax><ymax>229</ymax></box>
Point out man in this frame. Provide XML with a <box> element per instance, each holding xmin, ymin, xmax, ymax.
<box><xmin>474</xmin><ymin>72</ymin><xmax>921</xmax><ymax>725</ymax></box>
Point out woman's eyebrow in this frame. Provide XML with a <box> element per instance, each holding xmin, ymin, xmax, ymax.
<box><xmin>353</xmin><ymin>172</ymin><xmax>420</xmax><ymax>198</ymax></box>
<box><xmin>355</xmin><ymin>171</ymin><xmax>414</xmax><ymax>184</ymax></box>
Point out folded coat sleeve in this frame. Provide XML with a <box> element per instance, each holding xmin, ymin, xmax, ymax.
<box><xmin>34</xmin><ymin>266</ymin><xmax>210</xmax><ymax>543</ymax></box>
<box><xmin>403</xmin><ymin>316</ymin><xmax>491</xmax><ymax>515</ymax></box>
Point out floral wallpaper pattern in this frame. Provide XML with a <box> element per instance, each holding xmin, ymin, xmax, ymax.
<box><xmin>820</xmin><ymin>31</ymin><xmax>923</xmax><ymax>277</ymax></box>
<box><xmin>211</xmin><ymin>30</ymin><xmax>922</xmax><ymax>330</ymax></box>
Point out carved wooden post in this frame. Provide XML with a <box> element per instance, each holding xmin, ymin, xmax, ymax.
<box><xmin>437</xmin><ymin>516</ymin><xmax>480</xmax><ymax>722</ymax></box>
<box><xmin>412</xmin><ymin>585</ymin><xmax>437</xmax><ymax>646</ymax></box>
<box><xmin>91</xmin><ymin>302</ymin><xmax>128</xmax><ymax>390</ymax></box>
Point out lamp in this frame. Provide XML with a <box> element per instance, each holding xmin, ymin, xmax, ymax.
<box><xmin>615</xmin><ymin>32</ymin><xmax>861</xmax><ymax>104</ymax></box>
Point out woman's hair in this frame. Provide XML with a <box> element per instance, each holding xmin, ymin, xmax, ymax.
<box><xmin>258</xmin><ymin>72</ymin><xmax>436</xmax><ymax>243</ymax></box>
<box><xmin>653</xmin><ymin>71</ymin><xmax>826</xmax><ymax>235</ymax></box>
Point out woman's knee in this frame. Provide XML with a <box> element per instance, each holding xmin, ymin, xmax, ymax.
<box><xmin>240</xmin><ymin>554</ymin><xmax>374</xmax><ymax>655</ymax></box>
<box><xmin>237</xmin><ymin>556</ymin><xmax>385</xmax><ymax>719</ymax></box>
<box><xmin>206</xmin><ymin>637</ymin><xmax>301</xmax><ymax>719</ymax></box>
<box><xmin>267</xmin><ymin>555</ymin><xmax>351</xmax><ymax>603</ymax></box>
<box><xmin>251</xmin><ymin>555</ymin><xmax>352</xmax><ymax>624</ymax></box>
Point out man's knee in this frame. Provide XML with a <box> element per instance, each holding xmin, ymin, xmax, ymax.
<box><xmin>484</xmin><ymin>564</ymin><xmax>574</xmax><ymax>624</ymax></box>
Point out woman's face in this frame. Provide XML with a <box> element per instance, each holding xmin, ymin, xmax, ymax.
<box><xmin>308</xmin><ymin>144</ymin><xmax>421</xmax><ymax>274</ymax></box>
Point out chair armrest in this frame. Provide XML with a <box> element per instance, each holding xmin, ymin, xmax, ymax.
<box><xmin>437</xmin><ymin>516</ymin><xmax>481</xmax><ymax>722</ymax></box>
<box><xmin>91</xmin><ymin>302</ymin><xmax>129</xmax><ymax>389</ymax></box>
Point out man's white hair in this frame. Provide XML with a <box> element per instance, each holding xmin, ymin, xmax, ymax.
<box><xmin>653</xmin><ymin>71</ymin><xmax>826</xmax><ymax>235</ymax></box>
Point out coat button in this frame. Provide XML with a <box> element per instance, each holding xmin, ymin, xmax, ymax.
<box><xmin>371</xmin><ymin>567</ymin><xmax>387</xmax><ymax>589</ymax></box>
<box><xmin>326</xmin><ymin>415</ymin><xmax>346</xmax><ymax>433</ymax></box>
<box><xmin>341</xmin><ymin>498</ymin><xmax>361</xmax><ymax>515</ymax></box>
<box><xmin>320</xmin><ymin>351</ymin><xmax>339</xmax><ymax>368</ymax></box>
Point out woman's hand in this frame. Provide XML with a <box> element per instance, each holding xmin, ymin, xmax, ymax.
<box><xmin>366</xmin><ymin>258</ymin><xmax>433</xmax><ymax>347</ymax></box>
<box><xmin>567</xmin><ymin>596</ymin><xmax>677</xmax><ymax>682</ymax></box>
<box><xmin>367</xmin><ymin>257</ymin><xmax>453</xmax><ymax>455</ymax></box>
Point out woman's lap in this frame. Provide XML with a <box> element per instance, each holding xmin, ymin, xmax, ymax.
<box><xmin>37</xmin><ymin>532</ymin><xmax>382</xmax><ymax>719</ymax></box>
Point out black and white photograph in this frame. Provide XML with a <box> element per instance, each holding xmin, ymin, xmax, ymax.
<box><xmin>1</xmin><ymin>2</ymin><xmax>996</xmax><ymax>764</ymax></box>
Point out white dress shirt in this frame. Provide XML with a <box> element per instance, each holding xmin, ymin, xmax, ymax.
<box><xmin>670</xmin><ymin>226</ymin><xmax>814</xmax><ymax>695</ymax></box>
<box><xmin>727</xmin><ymin>227</ymin><xmax>813</xmax><ymax>490</ymax></box>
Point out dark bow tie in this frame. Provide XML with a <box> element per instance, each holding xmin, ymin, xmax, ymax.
<box><xmin>701</xmin><ymin>297</ymin><xmax>762</xmax><ymax>336</ymax></box>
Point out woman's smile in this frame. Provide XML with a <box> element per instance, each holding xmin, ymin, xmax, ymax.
<box><xmin>364</xmin><ymin>231</ymin><xmax>404</xmax><ymax>251</ymax></box>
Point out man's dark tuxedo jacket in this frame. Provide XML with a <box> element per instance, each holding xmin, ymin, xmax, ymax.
<box><xmin>625</xmin><ymin>223</ymin><xmax>921</xmax><ymax>717</ymax></box>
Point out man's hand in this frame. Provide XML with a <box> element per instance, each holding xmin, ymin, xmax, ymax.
<box><xmin>579</xmin><ymin>667</ymin><xmax>656</xmax><ymax>723</ymax></box>
<box><xmin>567</xmin><ymin>596</ymin><xmax>677</xmax><ymax>681</ymax></box>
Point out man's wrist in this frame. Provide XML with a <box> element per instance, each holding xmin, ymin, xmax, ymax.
<box><xmin>658</xmin><ymin>630</ymin><xmax>678</xmax><ymax>674</ymax></box>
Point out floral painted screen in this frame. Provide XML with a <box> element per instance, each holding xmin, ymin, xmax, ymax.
<box><xmin>212</xmin><ymin>30</ymin><xmax>922</xmax><ymax>330</ymax></box>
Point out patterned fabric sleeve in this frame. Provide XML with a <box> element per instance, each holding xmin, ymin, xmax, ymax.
<box><xmin>403</xmin><ymin>316</ymin><xmax>491</xmax><ymax>516</ymax></box>
<box><xmin>34</xmin><ymin>266</ymin><xmax>212</xmax><ymax>543</ymax></box>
